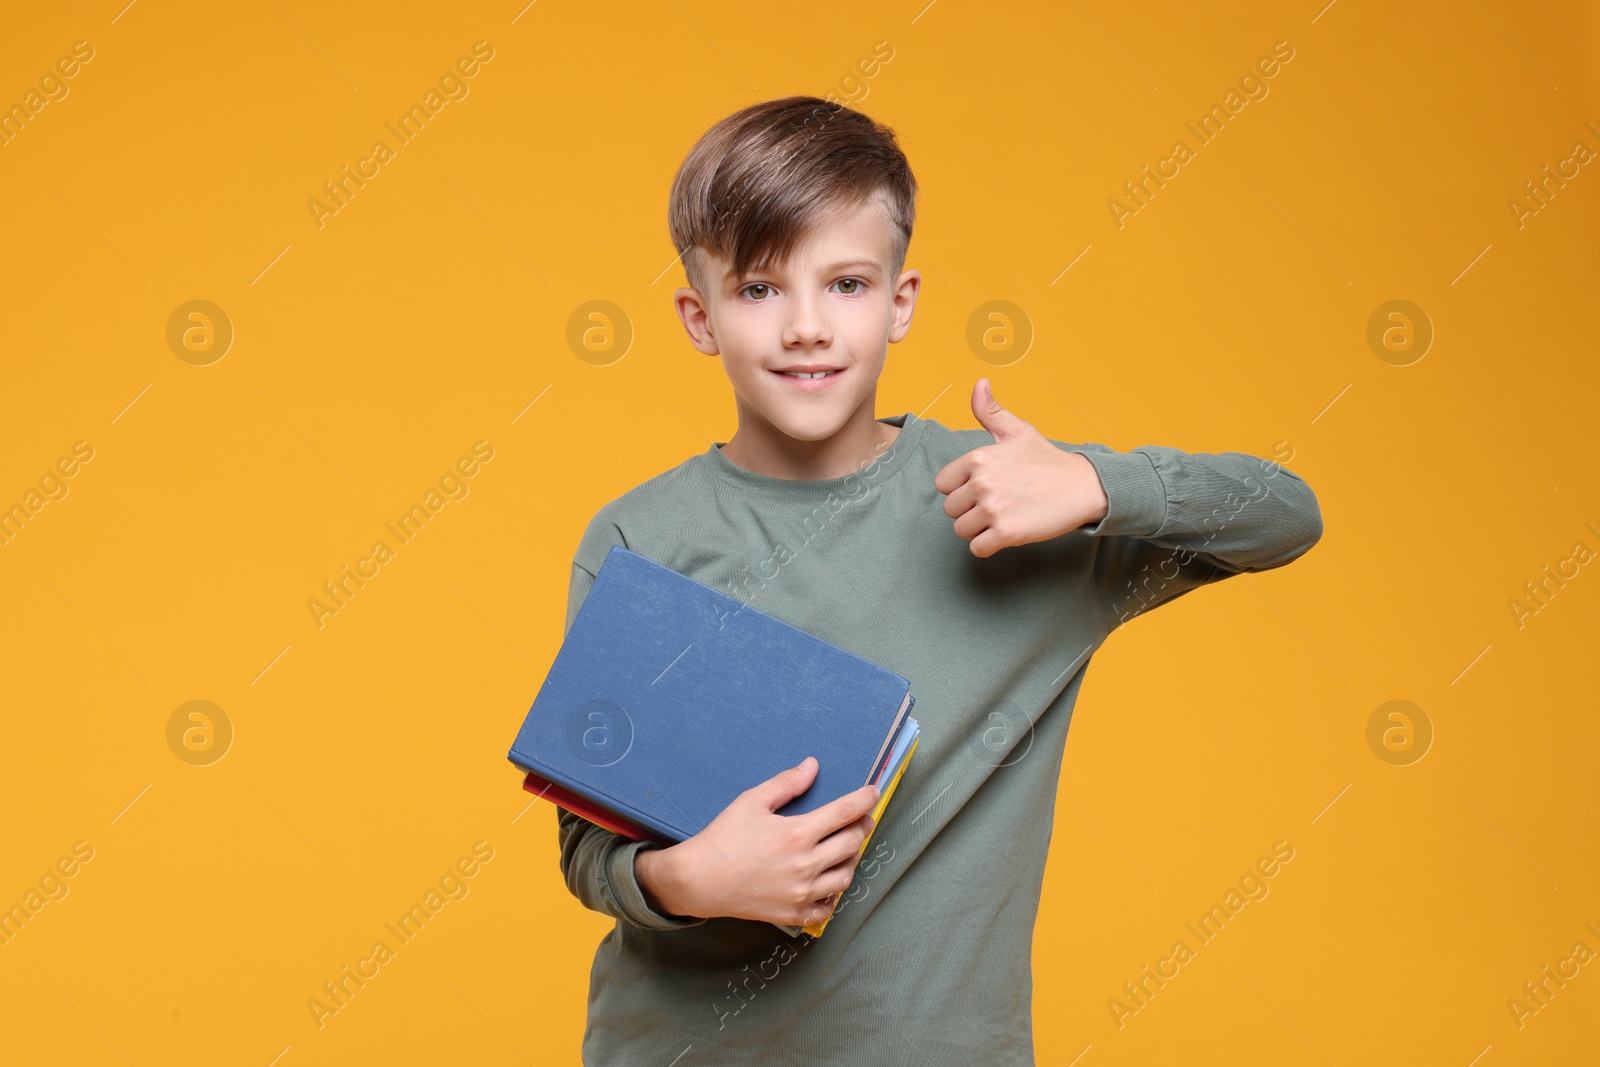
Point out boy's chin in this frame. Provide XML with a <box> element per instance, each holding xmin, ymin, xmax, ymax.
<box><xmin>762</xmin><ymin>406</ymin><xmax>854</xmax><ymax>444</ymax></box>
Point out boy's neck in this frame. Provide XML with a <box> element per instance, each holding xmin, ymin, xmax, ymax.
<box><xmin>718</xmin><ymin>406</ymin><xmax>902</xmax><ymax>482</ymax></box>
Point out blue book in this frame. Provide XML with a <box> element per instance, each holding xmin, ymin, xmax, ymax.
<box><xmin>507</xmin><ymin>544</ymin><xmax>916</xmax><ymax>844</ymax></box>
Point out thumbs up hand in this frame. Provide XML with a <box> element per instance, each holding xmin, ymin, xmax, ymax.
<box><xmin>933</xmin><ymin>378</ymin><xmax>1110</xmax><ymax>558</ymax></box>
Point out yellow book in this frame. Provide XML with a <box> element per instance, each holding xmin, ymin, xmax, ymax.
<box><xmin>802</xmin><ymin>733</ymin><xmax>920</xmax><ymax>937</ymax></box>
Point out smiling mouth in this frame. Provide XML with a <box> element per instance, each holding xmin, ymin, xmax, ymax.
<box><xmin>770</xmin><ymin>367</ymin><xmax>846</xmax><ymax>391</ymax></box>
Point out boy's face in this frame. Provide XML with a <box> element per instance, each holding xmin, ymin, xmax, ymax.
<box><xmin>673</xmin><ymin>197</ymin><xmax>920</xmax><ymax>450</ymax></box>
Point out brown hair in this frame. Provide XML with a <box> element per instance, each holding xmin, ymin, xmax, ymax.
<box><xmin>667</xmin><ymin>95</ymin><xmax>917</xmax><ymax>296</ymax></box>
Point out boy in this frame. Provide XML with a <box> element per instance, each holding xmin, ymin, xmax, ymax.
<box><xmin>555</xmin><ymin>96</ymin><xmax>1322</xmax><ymax>1065</ymax></box>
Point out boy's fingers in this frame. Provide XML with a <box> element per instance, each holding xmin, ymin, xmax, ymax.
<box><xmin>812</xmin><ymin>850</ymin><xmax>864</xmax><ymax>899</ymax></box>
<box><xmin>815</xmin><ymin>815</ymin><xmax>873</xmax><ymax>870</ymax></box>
<box><xmin>748</xmin><ymin>755</ymin><xmax>820</xmax><ymax>812</ymax></box>
<box><xmin>933</xmin><ymin>453</ymin><xmax>974</xmax><ymax>496</ymax></box>
<box><xmin>942</xmin><ymin>480</ymin><xmax>978</xmax><ymax>520</ymax></box>
<box><xmin>797</xmin><ymin>782</ymin><xmax>880</xmax><ymax>841</ymax></box>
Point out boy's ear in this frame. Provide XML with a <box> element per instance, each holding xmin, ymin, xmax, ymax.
<box><xmin>673</xmin><ymin>287</ymin><xmax>721</xmax><ymax>356</ymax></box>
<box><xmin>888</xmin><ymin>268</ymin><xmax>922</xmax><ymax>344</ymax></box>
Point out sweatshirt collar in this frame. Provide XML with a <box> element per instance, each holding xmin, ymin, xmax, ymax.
<box><xmin>699</xmin><ymin>412</ymin><xmax>927</xmax><ymax>501</ymax></box>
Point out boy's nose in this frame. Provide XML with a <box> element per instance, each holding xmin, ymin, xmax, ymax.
<box><xmin>782</xmin><ymin>293</ymin><xmax>831</xmax><ymax>348</ymax></box>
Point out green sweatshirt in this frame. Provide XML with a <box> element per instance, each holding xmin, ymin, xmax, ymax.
<box><xmin>555</xmin><ymin>410</ymin><xmax>1322</xmax><ymax>1065</ymax></box>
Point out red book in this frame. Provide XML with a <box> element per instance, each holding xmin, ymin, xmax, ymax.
<box><xmin>522</xmin><ymin>770</ymin><xmax>673</xmax><ymax>846</ymax></box>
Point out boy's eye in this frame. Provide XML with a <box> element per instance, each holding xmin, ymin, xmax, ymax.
<box><xmin>740</xmin><ymin>279</ymin><xmax>865</xmax><ymax>299</ymax></box>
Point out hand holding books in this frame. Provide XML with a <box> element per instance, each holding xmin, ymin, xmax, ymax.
<box><xmin>635</xmin><ymin>755</ymin><xmax>881</xmax><ymax>928</ymax></box>
<box><xmin>509</xmin><ymin>545</ymin><xmax>920</xmax><ymax>937</ymax></box>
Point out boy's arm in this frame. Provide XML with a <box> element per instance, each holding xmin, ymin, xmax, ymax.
<box><xmin>1053</xmin><ymin>440</ymin><xmax>1323</xmax><ymax>633</ymax></box>
<box><xmin>551</xmin><ymin>559</ymin><xmax>707</xmax><ymax>931</ymax></box>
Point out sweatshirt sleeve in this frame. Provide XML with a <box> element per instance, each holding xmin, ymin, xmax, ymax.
<box><xmin>553</xmin><ymin>557</ymin><xmax>708</xmax><ymax>931</ymax></box>
<box><xmin>1051</xmin><ymin>440</ymin><xmax>1324</xmax><ymax>634</ymax></box>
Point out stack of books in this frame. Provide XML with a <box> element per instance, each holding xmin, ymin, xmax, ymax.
<box><xmin>507</xmin><ymin>544</ymin><xmax>919</xmax><ymax>937</ymax></box>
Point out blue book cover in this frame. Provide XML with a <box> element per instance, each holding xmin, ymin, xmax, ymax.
<box><xmin>507</xmin><ymin>544</ymin><xmax>915</xmax><ymax>843</ymax></box>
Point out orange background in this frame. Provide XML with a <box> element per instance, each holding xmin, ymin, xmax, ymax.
<box><xmin>2</xmin><ymin>1</ymin><xmax>1597</xmax><ymax>1064</ymax></box>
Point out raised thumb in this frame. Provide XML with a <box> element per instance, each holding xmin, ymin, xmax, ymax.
<box><xmin>972</xmin><ymin>378</ymin><xmax>1029</xmax><ymax>442</ymax></box>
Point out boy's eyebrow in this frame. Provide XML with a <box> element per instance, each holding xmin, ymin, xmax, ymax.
<box><xmin>727</xmin><ymin>258</ymin><xmax>884</xmax><ymax>284</ymax></box>
<box><xmin>819</xmin><ymin>258</ymin><xmax>884</xmax><ymax>276</ymax></box>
